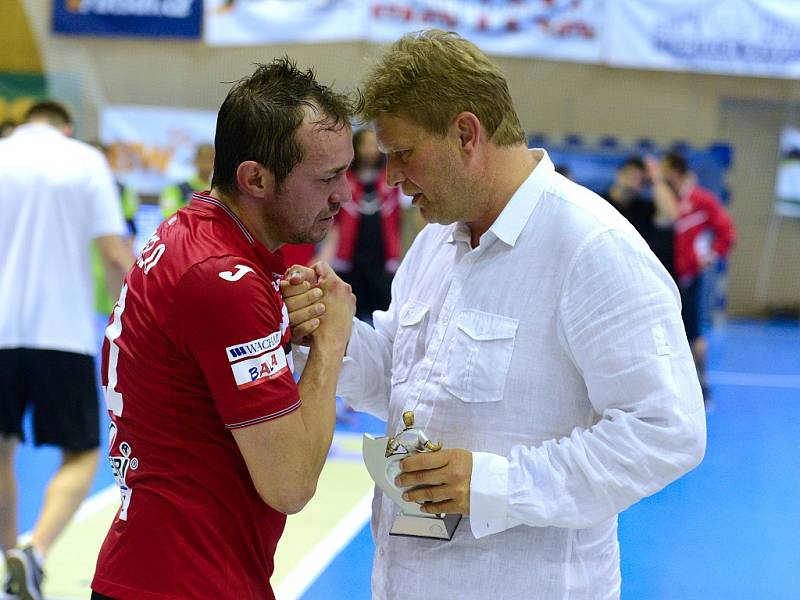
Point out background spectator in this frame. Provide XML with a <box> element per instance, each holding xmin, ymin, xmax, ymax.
<box><xmin>318</xmin><ymin>127</ymin><xmax>401</xmax><ymax>322</ymax></box>
<box><xmin>0</xmin><ymin>100</ymin><xmax>130</xmax><ymax>599</ymax></box>
<box><xmin>662</xmin><ymin>150</ymin><xmax>736</xmax><ymax>405</ymax></box>
<box><xmin>600</xmin><ymin>155</ymin><xmax>678</xmax><ymax>274</ymax></box>
<box><xmin>159</xmin><ymin>142</ymin><xmax>214</xmax><ymax>218</ymax></box>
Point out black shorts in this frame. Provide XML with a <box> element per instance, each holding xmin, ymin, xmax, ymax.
<box><xmin>679</xmin><ymin>278</ymin><xmax>702</xmax><ymax>343</ymax></box>
<box><xmin>0</xmin><ymin>348</ymin><xmax>100</xmax><ymax>451</ymax></box>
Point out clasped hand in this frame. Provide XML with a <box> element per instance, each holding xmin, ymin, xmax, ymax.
<box><xmin>280</xmin><ymin>262</ymin><xmax>355</xmax><ymax>347</ymax></box>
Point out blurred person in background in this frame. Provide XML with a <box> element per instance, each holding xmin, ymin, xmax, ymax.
<box><xmin>90</xmin><ymin>58</ymin><xmax>355</xmax><ymax>600</ymax></box>
<box><xmin>158</xmin><ymin>142</ymin><xmax>214</xmax><ymax>219</ymax></box>
<box><xmin>601</xmin><ymin>155</ymin><xmax>679</xmax><ymax>274</ymax></box>
<box><xmin>89</xmin><ymin>141</ymin><xmax>140</xmax><ymax>315</ymax></box>
<box><xmin>659</xmin><ymin>151</ymin><xmax>736</xmax><ymax>406</ymax></box>
<box><xmin>0</xmin><ymin>120</ymin><xmax>17</xmax><ymax>138</ymax></box>
<box><xmin>318</xmin><ymin>127</ymin><xmax>402</xmax><ymax>322</ymax></box>
<box><xmin>0</xmin><ymin>100</ymin><xmax>131</xmax><ymax>600</ymax></box>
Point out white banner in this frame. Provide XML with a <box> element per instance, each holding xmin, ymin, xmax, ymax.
<box><xmin>203</xmin><ymin>0</ymin><xmax>603</xmax><ymax>61</ymax></box>
<box><xmin>368</xmin><ymin>0</ymin><xmax>604</xmax><ymax>62</ymax></box>
<box><xmin>100</xmin><ymin>105</ymin><xmax>216</xmax><ymax>195</ymax></box>
<box><xmin>205</xmin><ymin>0</ymin><xmax>367</xmax><ymax>46</ymax></box>
<box><xmin>775</xmin><ymin>127</ymin><xmax>800</xmax><ymax>218</ymax></box>
<box><xmin>606</xmin><ymin>0</ymin><xmax>800</xmax><ymax>79</ymax></box>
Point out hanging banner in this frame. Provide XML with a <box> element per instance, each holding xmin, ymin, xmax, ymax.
<box><xmin>368</xmin><ymin>0</ymin><xmax>604</xmax><ymax>62</ymax></box>
<box><xmin>606</xmin><ymin>0</ymin><xmax>800</xmax><ymax>79</ymax></box>
<box><xmin>205</xmin><ymin>0</ymin><xmax>367</xmax><ymax>46</ymax></box>
<box><xmin>0</xmin><ymin>74</ymin><xmax>47</xmax><ymax>127</ymax></box>
<box><xmin>53</xmin><ymin>0</ymin><xmax>202</xmax><ymax>38</ymax></box>
<box><xmin>775</xmin><ymin>127</ymin><xmax>800</xmax><ymax>218</ymax></box>
<box><xmin>100</xmin><ymin>106</ymin><xmax>216</xmax><ymax>195</ymax></box>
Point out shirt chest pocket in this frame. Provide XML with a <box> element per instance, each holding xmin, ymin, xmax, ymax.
<box><xmin>391</xmin><ymin>300</ymin><xmax>430</xmax><ymax>386</ymax></box>
<box><xmin>442</xmin><ymin>309</ymin><xmax>518</xmax><ymax>403</ymax></box>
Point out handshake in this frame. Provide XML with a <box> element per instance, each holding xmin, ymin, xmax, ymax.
<box><xmin>280</xmin><ymin>261</ymin><xmax>356</xmax><ymax>350</ymax></box>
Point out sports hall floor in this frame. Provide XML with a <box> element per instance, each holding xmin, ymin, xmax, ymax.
<box><xmin>8</xmin><ymin>318</ymin><xmax>799</xmax><ymax>600</ymax></box>
<box><xmin>6</xmin><ymin>209</ymin><xmax>800</xmax><ymax>599</ymax></box>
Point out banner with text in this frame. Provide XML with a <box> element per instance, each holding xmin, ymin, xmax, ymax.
<box><xmin>204</xmin><ymin>0</ymin><xmax>603</xmax><ymax>61</ymax></box>
<box><xmin>100</xmin><ymin>106</ymin><xmax>216</xmax><ymax>195</ymax></box>
<box><xmin>53</xmin><ymin>0</ymin><xmax>202</xmax><ymax>38</ymax></box>
<box><xmin>205</xmin><ymin>0</ymin><xmax>367</xmax><ymax>46</ymax></box>
<box><xmin>367</xmin><ymin>0</ymin><xmax>603</xmax><ymax>62</ymax></box>
<box><xmin>606</xmin><ymin>0</ymin><xmax>800</xmax><ymax>78</ymax></box>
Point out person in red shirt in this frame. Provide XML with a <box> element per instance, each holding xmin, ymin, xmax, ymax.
<box><xmin>661</xmin><ymin>151</ymin><xmax>736</xmax><ymax>404</ymax></box>
<box><xmin>90</xmin><ymin>58</ymin><xmax>355</xmax><ymax>600</ymax></box>
<box><xmin>318</xmin><ymin>127</ymin><xmax>402</xmax><ymax>322</ymax></box>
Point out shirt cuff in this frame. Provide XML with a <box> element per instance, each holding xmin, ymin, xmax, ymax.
<box><xmin>469</xmin><ymin>451</ymin><xmax>511</xmax><ymax>539</ymax></box>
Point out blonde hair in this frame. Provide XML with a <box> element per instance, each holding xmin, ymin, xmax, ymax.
<box><xmin>357</xmin><ymin>29</ymin><xmax>525</xmax><ymax>146</ymax></box>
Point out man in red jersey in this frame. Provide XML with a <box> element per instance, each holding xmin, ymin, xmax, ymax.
<box><xmin>90</xmin><ymin>58</ymin><xmax>355</xmax><ymax>600</ymax></box>
<box><xmin>661</xmin><ymin>151</ymin><xmax>736</xmax><ymax>405</ymax></box>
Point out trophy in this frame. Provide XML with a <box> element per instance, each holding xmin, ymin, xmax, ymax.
<box><xmin>363</xmin><ymin>411</ymin><xmax>462</xmax><ymax>540</ymax></box>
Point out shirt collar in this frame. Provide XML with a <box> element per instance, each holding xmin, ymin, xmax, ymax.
<box><xmin>447</xmin><ymin>148</ymin><xmax>554</xmax><ymax>247</ymax></box>
<box><xmin>191</xmin><ymin>192</ymin><xmax>288</xmax><ymax>276</ymax></box>
<box><xmin>10</xmin><ymin>123</ymin><xmax>63</xmax><ymax>138</ymax></box>
<box><xmin>191</xmin><ymin>191</ymin><xmax>255</xmax><ymax>244</ymax></box>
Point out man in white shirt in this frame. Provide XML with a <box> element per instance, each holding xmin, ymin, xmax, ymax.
<box><xmin>0</xmin><ymin>101</ymin><xmax>131</xmax><ymax>600</ymax></box>
<box><xmin>285</xmin><ymin>29</ymin><xmax>706</xmax><ymax>599</ymax></box>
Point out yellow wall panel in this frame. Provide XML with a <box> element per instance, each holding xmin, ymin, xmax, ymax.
<box><xmin>0</xmin><ymin>0</ymin><xmax>42</xmax><ymax>72</ymax></box>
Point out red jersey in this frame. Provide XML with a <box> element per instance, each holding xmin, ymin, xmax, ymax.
<box><xmin>335</xmin><ymin>169</ymin><xmax>401</xmax><ymax>271</ymax></box>
<box><xmin>673</xmin><ymin>184</ymin><xmax>736</xmax><ymax>284</ymax></box>
<box><xmin>92</xmin><ymin>193</ymin><xmax>298</xmax><ymax>600</ymax></box>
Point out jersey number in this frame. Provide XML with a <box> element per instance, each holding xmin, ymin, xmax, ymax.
<box><xmin>104</xmin><ymin>283</ymin><xmax>128</xmax><ymax>416</ymax></box>
<box><xmin>137</xmin><ymin>234</ymin><xmax>166</xmax><ymax>274</ymax></box>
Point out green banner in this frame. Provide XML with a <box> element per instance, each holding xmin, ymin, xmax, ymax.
<box><xmin>0</xmin><ymin>73</ymin><xmax>46</xmax><ymax>123</ymax></box>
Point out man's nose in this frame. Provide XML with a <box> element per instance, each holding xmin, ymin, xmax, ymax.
<box><xmin>331</xmin><ymin>175</ymin><xmax>352</xmax><ymax>205</ymax></box>
<box><xmin>385</xmin><ymin>154</ymin><xmax>405</xmax><ymax>188</ymax></box>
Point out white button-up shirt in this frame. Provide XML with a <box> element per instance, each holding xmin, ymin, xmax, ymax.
<box><xmin>336</xmin><ymin>150</ymin><xmax>705</xmax><ymax>599</ymax></box>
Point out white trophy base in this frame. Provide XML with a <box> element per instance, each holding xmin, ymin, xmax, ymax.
<box><xmin>389</xmin><ymin>512</ymin><xmax>462</xmax><ymax>540</ymax></box>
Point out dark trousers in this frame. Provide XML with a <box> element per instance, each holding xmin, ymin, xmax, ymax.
<box><xmin>91</xmin><ymin>592</ymin><xmax>116</xmax><ymax>600</ymax></box>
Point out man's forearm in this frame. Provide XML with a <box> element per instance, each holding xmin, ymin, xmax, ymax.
<box><xmin>296</xmin><ymin>342</ymin><xmax>347</xmax><ymax>481</ymax></box>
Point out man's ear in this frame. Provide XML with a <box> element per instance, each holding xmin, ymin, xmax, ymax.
<box><xmin>452</xmin><ymin>112</ymin><xmax>481</xmax><ymax>155</ymax></box>
<box><xmin>235</xmin><ymin>160</ymin><xmax>275</xmax><ymax>198</ymax></box>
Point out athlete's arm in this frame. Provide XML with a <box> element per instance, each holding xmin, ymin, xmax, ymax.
<box><xmin>96</xmin><ymin>234</ymin><xmax>133</xmax><ymax>300</ymax></box>
<box><xmin>231</xmin><ymin>266</ymin><xmax>354</xmax><ymax>514</ymax></box>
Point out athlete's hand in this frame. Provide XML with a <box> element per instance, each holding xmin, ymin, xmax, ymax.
<box><xmin>395</xmin><ymin>448</ymin><xmax>473</xmax><ymax>515</ymax></box>
<box><xmin>312</xmin><ymin>262</ymin><xmax>355</xmax><ymax>352</ymax></box>
<box><xmin>281</xmin><ymin>265</ymin><xmax>323</xmax><ymax>345</ymax></box>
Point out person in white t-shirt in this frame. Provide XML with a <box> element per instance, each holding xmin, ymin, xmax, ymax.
<box><xmin>284</xmin><ymin>30</ymin><xmax>706</xmax><ymax>599</ymax></box>
<box><xmin>0</xmin><ymin>100</ymin><xmax>131</xmax><ymax>599</ymax></box>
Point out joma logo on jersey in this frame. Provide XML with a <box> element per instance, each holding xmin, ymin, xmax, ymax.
<box><xmin>230</xmin><ymin>347</ymin><xmax>288</xmax><ymax>390</ymax></box>
<box><xmin>226</xmin><ymin>332</ymin><xmax>282</xmax><ymax>362</ymax></box>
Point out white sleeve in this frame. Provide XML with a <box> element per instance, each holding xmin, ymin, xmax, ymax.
<box><xmin>470</xmin><ymin>230</ymin><xmax>706</xmax><ymax>536</ymax></box>
<box><xmin>334</xmin><ymin>233</ymin><xmax>426</xmax><ymax>420</ymax></box>
<box><xmin>87</xmin><ymin>148</ymin><xmax>126</xmax><ymax>239</ymax></box>
<box><xmin>335</xmin><ymin>310</ymin><xmax>395</xmax><ymax>421</ymax></box>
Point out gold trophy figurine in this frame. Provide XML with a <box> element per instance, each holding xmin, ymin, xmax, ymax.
<box><xmin>385</xmin><ymin>411</ymin><xmax>442</xmax><ymax>457</ymax></box>
<box><xmin>363</xmin><ymin>411</ymin><xmax>461</xmax><ymax>540</ymax></box>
